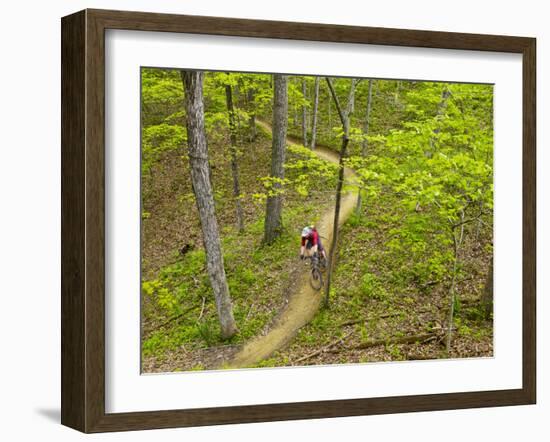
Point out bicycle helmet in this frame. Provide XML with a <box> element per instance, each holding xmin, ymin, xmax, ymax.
<box><xmin>301</xmin><ymin>226</ymin><xmax>311</xmax><ymax>237</ymax></box>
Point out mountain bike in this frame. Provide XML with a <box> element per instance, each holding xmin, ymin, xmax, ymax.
<box><xmin>304</xmin><ymin>252</ymin><xmax>327</xmax><ymax>290</ymax></box>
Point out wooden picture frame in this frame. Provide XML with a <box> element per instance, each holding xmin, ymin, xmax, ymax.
<box><xmin>61</xmin><ymin>8</ymin><xmax>536</xmax><ymax>433</ymax></box>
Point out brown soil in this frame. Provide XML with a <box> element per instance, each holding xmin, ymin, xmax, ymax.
<box><xmin>222</xmin><ymin>121</ymin><xmax>359</xmax><ymax>368</ymax></box>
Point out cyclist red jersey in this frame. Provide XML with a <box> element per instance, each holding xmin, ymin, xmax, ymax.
<box><xmin>300</xmin><ymin>225</ymin><xmax>326</xmax><ymax>259</ymax></box>
<box><xmin>301</xmin><ymin>228</ymin><xmax>319</xmax><ymax>247</ymax></box>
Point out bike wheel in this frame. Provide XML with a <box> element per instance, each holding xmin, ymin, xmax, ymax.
<box><xmin>310</xmin><ymin>268</ymin><xmax>323</xmax><ymax>290</ymax></box>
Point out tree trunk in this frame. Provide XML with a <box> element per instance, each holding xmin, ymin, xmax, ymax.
<box><xmin>224</xmin><ymin>82</ymin><xmax>245</xmax><ymax>233</ymax></box>
<box><xmin>310</xmin><ymin>77</ymin><xmax>320</xmax><ymax>149</ymax></box>
<box><xmin>481</xmin><ymin>261</ymin><xmax>493</xmax><ymax>319</ymax></box>
<box><xmin>328</xmin><ymin>89</ymin><xmax>332</xmax><ymax>131</ymax></box>
<box><xmin>446</xmin><ymin>211</ymin><xmax>465</xmax><ymax>353</ymax></box>
<box><xmin>247</xmin><ymin>87</ymin><xmax>257</xmax><ymax>141</ymax></box>
<box><xmin>394</xmin><ymin>80</ymin><xmax>401</xmax><ymax>105</ymax></box>
<box><xmin>302</xmin><ymin>78</ymin><xmax>308</xmax><ymax>147</ymax></box>
<box><xmin>348</xmin><ymin>82</ymin><xmax>357</xmax><ymax>115</ymax></box>
<box><xmin>324</xmin><ymin>134</ymin><xmax>349</xmax><ymax>307</ymax></box>
<box><xmin>356</xmin><ymin>79</ymin><xmax>374</xmax><ymax>217</ymax></box>
<box><xmin>292</xmin><ymin>78</ymin><xmax>299</xmax><ymax>127</ymax></box>
<box><xmin>427</xmin><ymin>86</ymin><xmax>451</xmax><ymax>156</ymax></box>
<box><xmin>181</xmin><ymin>70</ymin><xmax>238</xmax><ymax>339</ymax></box>
<box><xmin>323</xmin><ymin>77</ymin><xmax>357</xmax><ymax>307</ymax></box>
<box><xmin>264</xmin><ymin>74</ymin><xmax>288</xmax><ymax>244</ymax></box>
<box><xmin>345</xmin><ymin>79</ymin><xmax>358</xmax><ymax>118</ymax></box>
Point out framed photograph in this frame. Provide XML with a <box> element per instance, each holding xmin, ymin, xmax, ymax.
<box><xmin>61</xmin><ymin>9</ymin><xmax>536</xmax><ymax>433</ymax></box>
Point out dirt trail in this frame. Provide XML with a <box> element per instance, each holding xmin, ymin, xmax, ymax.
<box><xmin>223</xmin><ymin>121</ymin><xmax>359</xmax><ymax>369</ymax></box>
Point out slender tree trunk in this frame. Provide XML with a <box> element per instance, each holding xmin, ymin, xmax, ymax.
<box><xmin>324</xmin><ymin>135</ymin><xmax>349</xmax><ymax>307</ymax></box>
<box><xmin>362</xmin><ymin>80</ymin><xmax>374</xmax><ymax>157</ymax></box>
<box><xmin>481</xmin><ymin>261</ymin><xmax>493</xmax><ymax>319</ymax></box>
<box><xmin>328</xmin><ymin>89</ymin><xmax>332</xmax><ymax>131</ymax></box>
<box><xmin>394</xmin><ymin>81</ymin><xmax>401</xmax><ymax>105</ymax></box>
<box><xmin>301</xmin><ymin>78</ymin><xmax>308</xmax><ymax>147</ymax></box>
<box><xmin>434</xmin><ymin>87</ymin><xmax>451</xmax><ymax>129</ymax></box>
<box><xmin>264</xmin><ymin>74</ymin><xmax>288</xmax><ymax>244</ymax></box>
<box><xmin>292</xmin><ymin>78</ymin><xmax>299</xmax><ymax>127</ymax></box>
<box><xmin>247</xmin><ymin>88</ymin><xmax>257</xmax><ymax>141</ymax></box>
<box><xmin>427</xmin><ymin>86</ymin><xmax>451</xmax><ymax>156</ymax></box>
<box><xmin>181</xmin><ymin>70</ymin><xmax>237</xmax><ymax>339</ymax></box>
<box><xmin>323</xmin><ymin>77</ymin><xmax>357</xmax><ymax>307</ymax></box>
<box><xmin>348</xmin><ymin>82</ymin><xmax>357</xmax><ymax>115</ymax></box>
<box><xmin>310</xmin><ymin>77</ymin><xmax>320</xmax><ymax>149</ymax></box>
<box><xmin>356</xmin><ymin>79</ymin><xmax>374</xmax><ymax>217</ymax></box>
<box><xmin>224</xmin><ymin>82</ymin><xmax>245</xmax><ymax>233</ymax></box>
<box><xmin>345</xmin><ymin>79</ymin><xmax>358</xmax><ymax>118</ymax></box>
<box><xmin>446</xmin><ymin>211</ymin><xmax>465</xmax><ymax>353</ymax></box>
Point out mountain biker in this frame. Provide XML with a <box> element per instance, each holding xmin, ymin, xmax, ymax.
<box><xmin>300</xmin><ymin>225</ymin><xmax>327</xmax><ymax>261</ymax></box>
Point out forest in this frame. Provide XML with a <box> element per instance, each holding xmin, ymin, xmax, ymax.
<box><xmin>140</xmin><ymin>68</ymin><xmax>494</xmax><ymax>372</ymax></box>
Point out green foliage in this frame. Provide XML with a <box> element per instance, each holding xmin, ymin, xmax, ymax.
<box><xmin>142</xmin><ymin>123</ymin><xmax>186</xmax><ymax>174</ymax></box>
<box><xmin>196</xmin><ymin>321</ymin><xmax>218</xmax><ymax>346</ymax></box>
<box><xmin>284</xmin><ymin>143</ymin><xmax>338</xmax><ymax>196</ymax></box>
<box><xmin>141</xmin><ymin>68</ymin><xmax>183</xmax><ymax>113</ymax></box>
<box><xmin>346</xmin><ymin>81</ymin><xmax>493</xmax><ymax>292</ymax></box>
<box><xmin>141</xmin><ymin>69</ymin><xmax>494</xmax><ymax>369</ymax></box>
<box><xmin>141</xmin><ymin>195</ymin><xmax>330</xmax><ymax>358</ymax></box>
<box><xmin>346</xmin><ymin>213</ymin><xmax>362</xmax><ymax>228</ymax></box>
<box><xmin>386</xmin><ymin>344</ymin><xmax>404</xmax><ymax>360</ymax></box>
<box><xmin>360</xmin><ymin>273</ymin><xmax>388</xmax><ymax>301</ymax></box>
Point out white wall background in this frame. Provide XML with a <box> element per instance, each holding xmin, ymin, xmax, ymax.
<box><xmin>0</xmin><ymin>0</ymin><xmax>546</xmax><ymax>440</ymax></box>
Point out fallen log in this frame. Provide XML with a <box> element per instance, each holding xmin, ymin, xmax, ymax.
<box><xmin>293</xmin><ymin>331</ymin><xmax>439</xmax><ymax>364</ymax></box>
<box><xmin>294</xmin><ymin>331</ymin><xmax>354</xmax><ymax>364</ymax></box>
<box><xmin>338</xmin><ymin>311</ymin><xmax>402</xmax><ymax>327</ymax></box>
<box><xmin>353</xmin><ymin>332</ymin><xmax>439</xmax><ymax>350</ymax></box>
<box><xmin>405</xmin><ymin>353</ymin><xmax>439</xmax><ymax>361</ymax></box>
<box><xmin>338</xmin><ymin>308</ymin><xmax>435</xmax><ymax>328</ymax></box>
<box><xmin>143</xmin><ymin>304</ymin><xmax>202</xmax><ymax>337</ymax></box>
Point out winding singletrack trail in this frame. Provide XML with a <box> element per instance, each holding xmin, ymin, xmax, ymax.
<box><xmin>223</xmin><ymin>120</ymin><xmax>359</xmax><ymax>369</ymax></box>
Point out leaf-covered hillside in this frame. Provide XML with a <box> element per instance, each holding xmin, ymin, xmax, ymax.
<box><xmin>140</xmin><ymin>69</ymin><xmax>493</xmax><ymax>372</ymax></box>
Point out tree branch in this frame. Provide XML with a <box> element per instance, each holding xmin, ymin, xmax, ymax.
<box><xmin>325</xmin><ymin>77</ymin><xmax>346</xmax><ymax>129</ymax></box>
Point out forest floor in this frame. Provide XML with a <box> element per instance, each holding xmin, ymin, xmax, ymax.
<box><xmin>142</xmin><ymin>119</ymin><xmax>493</xmax><ymax>373</ymax></box>
<box><xmin>141</xmin><ymin>120</ymin><xmax>340</xmax><ymax>372</ymax></box>
<box><xmin>222</xmin><ymin>120</ymin><xmax>358</xmax><ymax>368</ymax></box>
<box><xmin>226</xmin><ymin>123</ymin><xmax>493</xmax><ymax>369</ymax></box>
